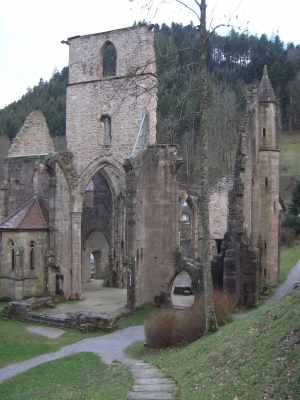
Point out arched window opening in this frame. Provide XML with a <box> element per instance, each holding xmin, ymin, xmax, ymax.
<box><xmin>100</xmin><ymin>115</ymin><xmax>112</xmax><ymax>145</ymax></box>
<box><xmin>30</xmin><ymin>241</ymin><xmax>35</xmax><ymax>270</ymax></box>
<box><xmin>102</xmin><ymin>43</ymin><xmax>117</xmax><ymax>77</ymax></box>
<box><xmin>172</xmin><ymin>271</ymin><xmax>194</xmax><ymax>306</ymax></box>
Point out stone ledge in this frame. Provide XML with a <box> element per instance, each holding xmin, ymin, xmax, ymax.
<box><xmin>0</xmin><ymin>300</ymin><xmax>133</xmax><ymax>332</ymax></box>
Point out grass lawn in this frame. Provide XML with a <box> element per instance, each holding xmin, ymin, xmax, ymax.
<box><xmin>0</xmin><ymin>353</ymin><xmax>133</xmax><ymax>400</ymax></box>
<box><xmin>0</xmin><ymin>319</ymin><xmax>105</xmax><ymax>369</ymax></box>
<box><xmin>127</xmin><ymin>284</ymin><xmax>300</xmax><ymax>399</ymax></box>
<box><xmin>280</xmin><ymin>244</ymin><xmax>300</xmax><ymax>284</ymax></box>
<box><xmin>280</xmin><ymin>133</ymin><xmax>300</xmax><ymax>177</ymax></box>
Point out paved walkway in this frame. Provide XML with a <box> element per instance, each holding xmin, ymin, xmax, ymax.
<box><xmin>264</xmin><ymin>259</ymin><xmax>300</xmax><ymax>306</ymax></box>
<box><xmin>124</xmin><ymin>359</ymin><xmax>178</xmax><ymax>399</ymax></box>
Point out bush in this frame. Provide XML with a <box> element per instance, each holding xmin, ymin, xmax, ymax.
<box><xmin>145</xmin><ymin>289</ymin><xmax>234</xmax><ymax>348</ymax></box>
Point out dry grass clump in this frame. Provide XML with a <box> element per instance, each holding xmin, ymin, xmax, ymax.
<box><xmin>145</xmin><ymin>289</ymin><xmax>234</xmax><ymax>348</ymax></box>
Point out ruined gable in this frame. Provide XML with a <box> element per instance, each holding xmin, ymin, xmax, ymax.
<box><xmin>8</xmin><ymin>111</ymin><xmax>55</xmax><ymax>157</ymax></box>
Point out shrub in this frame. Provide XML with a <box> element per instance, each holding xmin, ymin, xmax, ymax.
<box><xmin>145</xmin><ymin>289</ymin><xmax>234</xmax><ymax>348</ymax></box>
<box><xmin>145</xmin><ymin>309</ymin><xmax>180</xmax><ymax>348</ymax></box>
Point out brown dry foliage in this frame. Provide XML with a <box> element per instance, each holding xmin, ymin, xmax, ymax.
<box><xmin>145</xmin><ymin>289</ymin><xmax>234</xmax><ymax>348</ymax></box>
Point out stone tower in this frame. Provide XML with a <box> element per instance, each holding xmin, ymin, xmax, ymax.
<box><xmin>63</xmin><ymin>24</ymin><xmax>158</xmax><ymax>298</ymax></box>
<box><xmin>211</xmin><ymin>66</ymin><xmax>280</xmax><ymax>304</ymax></box>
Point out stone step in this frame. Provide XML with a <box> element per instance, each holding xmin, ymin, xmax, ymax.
<box><xmin>131</xmin><ymin>369</ymin><xmax>165</xmax><ymax>378</ymax></box>
<box><xmin>126</xmin><ymin>359</ymin><xmax>178</xmax><ymax>400</ymax></box>
<box><xmin>126</xmin><ymin>392</ymin><xmax>175</xmax><ymax>400</ymax></box>
<box><xmin>132</xmin><ymin>384</ymin><xmax>176</xmax><ymax>392</ymax></box>
<box><xmin>135</xmin><ymin>378</ymin><xmax>172</xmax><ymax>385</ymax></box>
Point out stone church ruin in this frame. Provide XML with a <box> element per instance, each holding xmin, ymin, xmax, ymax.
<box><xmin>0</xmin><ymin>25</ymin><xmax>280</xmax><ymax>310</ymax></box>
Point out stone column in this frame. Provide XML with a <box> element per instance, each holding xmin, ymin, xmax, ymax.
<box><xmin>70</xmin><ymin>211</ymin><xmax>82</xmax><ymax>299</ymax></box>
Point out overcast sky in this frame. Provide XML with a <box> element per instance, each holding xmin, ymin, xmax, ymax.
<box><xmin>0</xmin><ymin>0</ymin><xmax>299</xmax><ymax>110</ymax></box>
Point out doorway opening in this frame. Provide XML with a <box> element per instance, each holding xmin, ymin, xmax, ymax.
<box><xmin>171</xmin><ymin>271</ymin><xmax>194</xmax><ymax>307</ymax></box>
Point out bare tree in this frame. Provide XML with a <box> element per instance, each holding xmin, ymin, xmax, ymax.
<box><xmin>198</xmin><ymin>0</ymin><xmax>218</xmax><ymax>333</ymax></box>
<box><xmin>129</xmin><ymin>0</ymin><xmax>229</xmax><ymax>332</ymax></box>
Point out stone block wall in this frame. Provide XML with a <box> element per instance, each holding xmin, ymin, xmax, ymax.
<box><xmin>8</xmin><ymin>111</ymin><xmax>55</xmax><ymax>157</ymax></box>
<box><xmin>211</xmin><ymin>68</ymin><xmax>280</xmax><ymax>304</ymax></box>
<box><xmin>66</xmin><ymin>24</ymin><xmax>157</xmax><ymax>175</ymax></box>
<box><xmin>0</xmin><ymin>230</ymin><xmax>48</xmax><ymax>300</ymax></box>
<box><xmin>1</xmin><ymin>155</ymin><xmax>50</xmax><ymax>219</ymax></box>
<box><xmin>208</xmin><ymin>177</ymin><xmax>232</xmax><ymax>254</ymax></box>
<box><xmin>125</xmin><ymin>145</ymin><xmax>181</xmax><ymax>306</ymax></box>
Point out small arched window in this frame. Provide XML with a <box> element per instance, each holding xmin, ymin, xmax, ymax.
<box><xmin>102</xmin><ymin>42</ymin><xmax>117</xmax><ymax>77</ymax></box>
<box><xmin>30</xmin><ymin>241</ymin><xmax>35</xmax><ymax>270</ymax></box>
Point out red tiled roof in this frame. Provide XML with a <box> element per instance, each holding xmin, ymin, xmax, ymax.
<box><xmin>0</xmin><ymin>197</ymin><xmax>49</xmax><ymax>230</ymax></box>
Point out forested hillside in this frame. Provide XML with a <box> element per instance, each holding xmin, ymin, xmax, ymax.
<box><xmin>0</xmin><ymin>66</ymin><xmax>68</xmax><ymax>140</ymax></box>
<box><xmin>1</xmin><ymin>23</ymin><xmax>300</xmax><ymax>183</ymax></box>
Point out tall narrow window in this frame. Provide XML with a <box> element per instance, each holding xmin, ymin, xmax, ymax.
<box><xmin>102</xmin><ymin>42</ymin><xmax>117</xmax><ymax>77</ymax></box>
<box><xmin>10</xmin><ymin>240</ymin><xmax>15</xmax><ymax>269</ymax></box>
<box><xmin>101</xmin><ymin>115</ymin><xmax>112</xmax><ymax>145</ymax></box>
<box><xmin>263</xmin><ymin>128</ymin><xmax>266</xmax><ymax>138</ymax></box>
<box><xmin>30</xmin><ymin>241</ymin><xmax>35</xmax><ymax>270</ymax></box>
<box><xmin>265</xmin><ymin>177</ymin><xmax>268</xmax><ymax>187</ymax></box>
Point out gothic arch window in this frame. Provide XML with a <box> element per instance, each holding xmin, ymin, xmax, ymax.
<box><xmin>102</xmin><ymin>42</ymin><xmax>117</xmax><ymax>77</ymax></box>
<box><xmin>100</xmin><ymin>115</ymin><xmax>112</xmax><ymax>145</ymax></box>
<box><xmin>29</xmin><ymin>241</ymin><xmax>35</xmax><ymax>270</ymax></box>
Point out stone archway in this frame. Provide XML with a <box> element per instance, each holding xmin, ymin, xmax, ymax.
<box><xmin>82</xmin><ymin>230</ymin><xmax>109</xmax><ymax>283</ymax></box>
<box><xmin>171</xmin><ymin>270</ymin><xmax>195</xmax><ymax>306</ymax></box>
<box><xmin>165</xmin><ymin>252</ymin><xmax>204</xmax><ymax>305</ymax></box>
<box><xmin>78</xmin><ymin>160</ymin><xmax>126</xmax><ymax>291</ymax></box>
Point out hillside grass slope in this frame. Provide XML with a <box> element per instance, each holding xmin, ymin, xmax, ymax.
<box><xmin>128</xmin><ymin>284</ymin><xmax>300</xmax><ymax>399</ymax></box>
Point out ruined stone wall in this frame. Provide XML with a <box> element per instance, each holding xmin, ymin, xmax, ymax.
<box><xmin>209</xmin><ymin>177</ymin><xmax>232</xmax><ymax>254</ymax></box>
<box><xmin>66</xmin><ymin>25</ymin><xmax>157</xmax><ymax>175</ymax></box>
<box><xmin>125</xmin><ymin>145</ymin><xmax>180</xmax><ymax>306</ymax></box>
<box><xmin>1</xmin><ymin>155</ymin><xmax>50</xmax><ymax>219</ymax></box>
<box><xmin>211</xmin><ymin>68</ymin><xmax>279</xmax><ymax>304</ymax></box>
<box><xmin>8</xmin><ymin>111</ymin><xmax>55</xmax><ymax>157</ymax></box>
<box><xmin>44</xmin><ymin>152</ymin><xmax>72</xmax><ymax>299</ymax></box>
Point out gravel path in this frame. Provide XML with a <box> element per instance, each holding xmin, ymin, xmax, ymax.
<box><xmin>264</xmin><ymin>259</ymin><xmax>300</xmax><ymax>306</ymax></box>
<box><xmin>235</xmin><ymin>259</ymin><xmax>300</xmax><ymax>319</ymax></box>
<box><xmin>0</xmin><ymin>325</ymin><xmax>145</xmax><ymax>384</ymax></box>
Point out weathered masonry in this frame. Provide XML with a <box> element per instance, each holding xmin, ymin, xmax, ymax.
<box><xmin>0</xmin><ymin>25</ymin><xmax>280</xmax><ymax>307</ymax></box>
<box><xmin>211</xmin><ymin>66</ymin><xmax>281</xmax><ymax>304</ymax></box>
